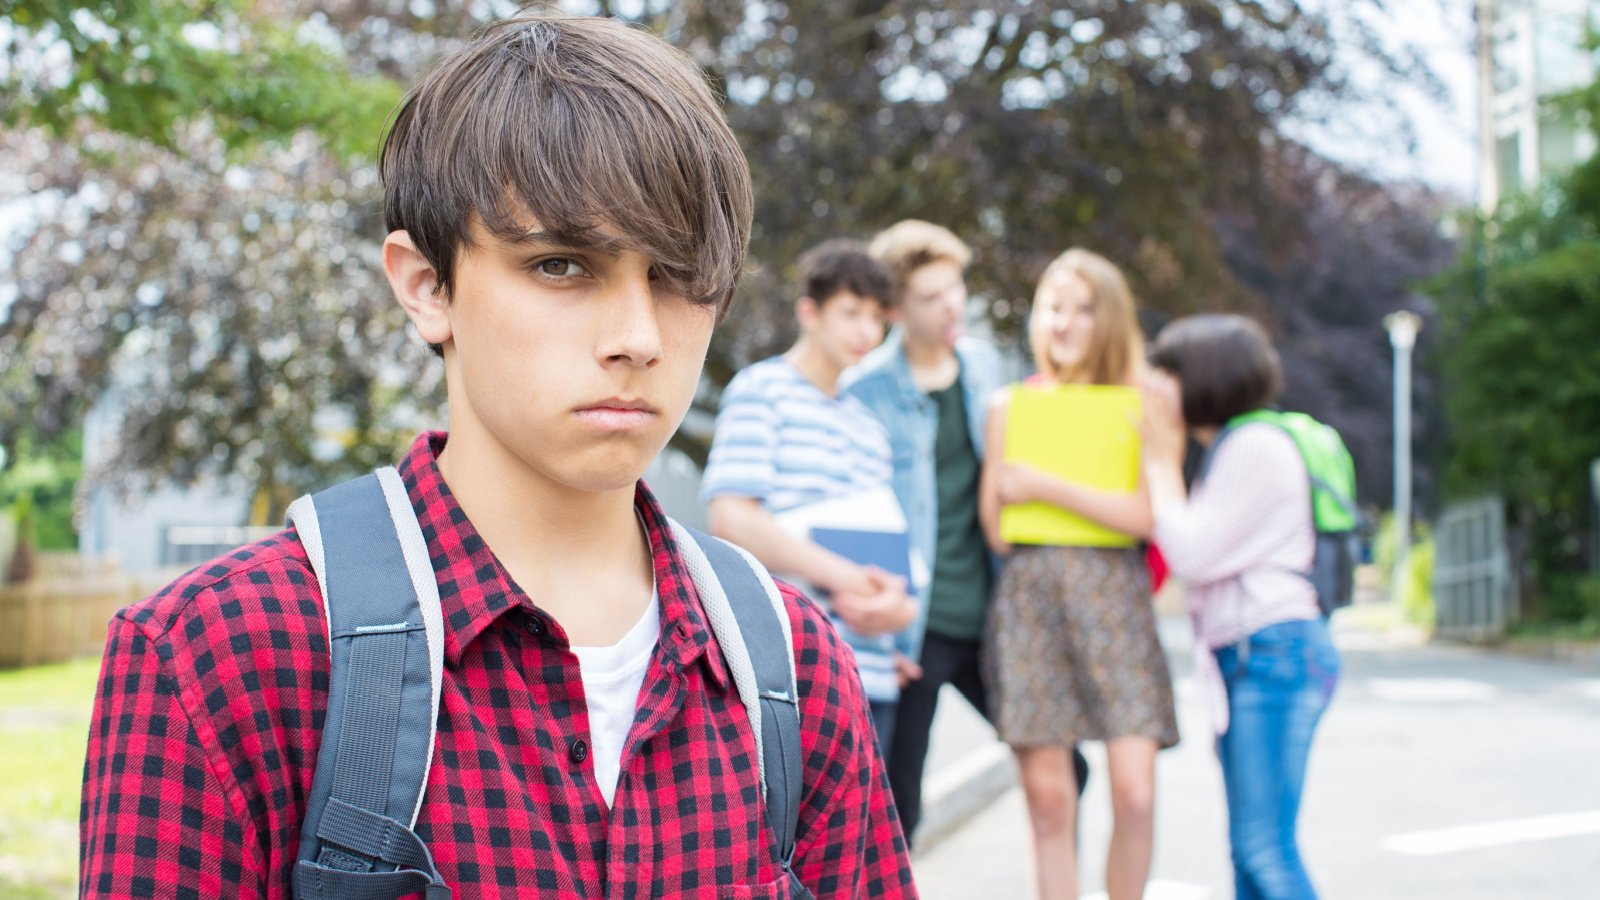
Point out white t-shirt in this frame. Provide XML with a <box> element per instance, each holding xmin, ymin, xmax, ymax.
<box><xmin>570</xmin><ymin>591</ymin><xmax>660</xmax><ymax>808</ymax></box>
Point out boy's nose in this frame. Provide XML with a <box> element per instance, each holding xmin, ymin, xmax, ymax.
<box><xmin>600</xmin><ymin>276</ymin><xmax>663</xmax><ymax>368</ymax></box>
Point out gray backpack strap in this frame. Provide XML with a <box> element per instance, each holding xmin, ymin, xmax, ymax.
<box><xmin>286</xmin><ymin>468</ymin><xmax>449</xmax><ymax>900</ymax></box>
<box><xmin>1193</xmin><ymin>424</ymin><xmax>1236</xmax><ymax>485</ymax></box>
<box><xmin>668</xmin><ymin>521</ymin><xmax>812</xmax><ymax>898</ymax></box>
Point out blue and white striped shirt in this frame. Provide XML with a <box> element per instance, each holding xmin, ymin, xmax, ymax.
<box><xmin>701</xmin><ymin>357</ymin><xmax>901</xmax><ymax>700</ymax></box>
<box><xmin>702</xmin><ymin>357</ymin><xmax>894</xmax><ymax>513</ymax></box>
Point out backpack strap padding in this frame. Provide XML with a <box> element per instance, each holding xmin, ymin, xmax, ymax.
<box><xmin>294</xmin><ymin>864</ymin><xmax>450</xmax><ymax>900</ymax></box>
<box><xmin>668</xmin><ymin>521</ymin><xmax>804</xmax><ymax>873</ymax></box>
<box><xmin>287</xmin><ymin>468</ymin><xmax>448</xmax><ymax>899</ymax></box>
<box><xmin>1193</xmin><ymin>424</ymin><xmax>1236</xmax><ymax>485</ymax></box>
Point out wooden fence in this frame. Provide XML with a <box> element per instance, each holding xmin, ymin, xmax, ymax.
<box><xmin>0</xmin><ymin>554</ymin><xmax>180</xmax><ymax>669</ymax></box>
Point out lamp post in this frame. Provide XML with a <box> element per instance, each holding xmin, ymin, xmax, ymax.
<box><xmin>1385</xmin><ymin>311</ymin><xmax>1422</xmax><ymax>605</ymax></box>
<box><xmin>1590</xmin><ymin>458</ymin><xmax>1600</xmax><ymax>576</ymax></box>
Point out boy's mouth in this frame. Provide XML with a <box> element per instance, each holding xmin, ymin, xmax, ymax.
<box><xmin>573</xmin><ymin>397</ymin><xmax>660</xmax><ymax>431</ymax></box>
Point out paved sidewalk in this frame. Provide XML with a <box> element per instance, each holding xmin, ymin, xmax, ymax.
<box><xmin>907</xmin><ymin>601</ymin><xmax>1600</xmax><ymax>899</ymax></box>
<box><xmin>908</xmin><ymin>683</ymin><xmax>1015</xmax><ymax>851</ymax></box>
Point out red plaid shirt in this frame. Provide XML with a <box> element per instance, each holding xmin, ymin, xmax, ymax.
<box><xmin>80</xmin><ymin>432</ymin><xmax>916</xmax><ymax>898</ymax></box>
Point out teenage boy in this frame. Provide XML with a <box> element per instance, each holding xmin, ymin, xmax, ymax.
<box><xmin>79</xmin><ymin>15</ymin><xmax>914</xmax><ymax>898</ymax></box>
<box><xmin>840</xmin><ymin>220</ymin><xmax>1006</xmax><ymax>844</ymax></box>
<box><xmin>703</xmin><ymin>240</ymin><xmax>918</xmax><ymax>753</ymax></box>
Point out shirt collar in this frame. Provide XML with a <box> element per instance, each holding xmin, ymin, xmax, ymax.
<box><xmin>634</xmin><ymin>478</ymin><xmax>731</xmax><ymax>692</ymax></box>
<box><xmin>397</xmin><ymin>432</ymin><xmax>729</xmax><ymax>689</ymax></box>
<box><xmin>870</xmin><ymin>327</ymin><xmax>921</xmax><ymax>403</ymax></box>
<box><xmin>881</xmin><ymin>326</ymin><xmax>969</xmax><ymax>403</ymax></box>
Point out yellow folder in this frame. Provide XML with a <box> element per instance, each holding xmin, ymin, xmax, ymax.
<box><xmin>999</xmin><ymin>383</ymin><xmax>1142</xmax><ymax>548</ymax></box>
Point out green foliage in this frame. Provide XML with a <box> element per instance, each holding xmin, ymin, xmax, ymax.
<box><xmin>1508</xmin><ymin>599</ymin><xmax>1600</xmax><ymax>640</ymax></box>
<box><xmin>1428</xmin><ymin>75</ymin><xmax>1600</xmax><ymax>621</ymax></box>
<box><xmin>1402</xmin><ymin>537</ymin><xmax>1435</xmax><ymax>632</ymax></box>
<box><xmin>1444</xmin><ymin>240</ymin><xmax>1600</xmax><ymax>517</ymax></box>
<box><xmin>1538</xmin><ymin>573</ymin><xmax>1600</xmax><ymax>627</ymax></box>
<box><xmin>1368</xmin><ymin>512</ymin><xmax>1435</xmax><ymax>630</ymax></box>
<box><xmin>1371</xmin><ymin>511</ymin><xmax>1407</xmax><ymax>586</ymax></box>
<box><xmin>2</xmin><ymin>0</ymin><xmax>402</xmax><ymax>159</ymax></box>
<box><xmin>0</xmin><ymin>432</ymin><xmax>81</xmax><ymax>551</ymax></box>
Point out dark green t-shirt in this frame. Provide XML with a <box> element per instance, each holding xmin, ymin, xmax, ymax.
<box><xmin>924</xmin><ymin>378</ymin><xmax>991</xmax><ymax>641</ymax></box>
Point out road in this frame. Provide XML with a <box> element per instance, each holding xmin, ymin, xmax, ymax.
<box><xmin>912</xmin><ymin>617</ymin><xmax>1600</xmax><ymax>899</ymax></box>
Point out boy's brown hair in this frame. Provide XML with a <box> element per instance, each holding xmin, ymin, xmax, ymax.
<box><xmin>380</xmin><ymin>12</ymin><xmax>753</xmax><ymax>318</ymax></box>
<box><xmin>797</xmin><ymin>239</ymin><xmax>894</xmax><ymax>310</ymax></box>
<box><xmin>867</xmin><ymin>220</ymin><xmax>971</xmax><ymax>301</ymax></box>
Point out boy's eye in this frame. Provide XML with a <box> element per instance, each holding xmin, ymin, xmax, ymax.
<box><xmin>534</xmin><ymin>257</ymin><xmax>587</xmax><ymax>278</ymax></box>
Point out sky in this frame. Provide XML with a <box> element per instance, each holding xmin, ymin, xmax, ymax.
<box><xmin>1294</xmin><ymin>0</ymin><xmax>1481</xmax><ymax>200</ymax></box>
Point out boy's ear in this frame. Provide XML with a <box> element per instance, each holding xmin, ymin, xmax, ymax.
<box><xmin>795</xmin><ymin>295</ymin><xmax>819</xmax><ymax>330</ymax></box>
<box><xmin>384</xmin><ymin>231</ymin><xmax>452</xmax><ymax>346</ymax></box>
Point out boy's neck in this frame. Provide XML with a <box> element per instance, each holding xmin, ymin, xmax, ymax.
<box><xmin>901</xmin><ymin>333</ymin><xmax>959</xmax><ymax>392</ymax></box>
<box><xmin>784</xmin><ymin>340</ymin><xmax>842</xmax><ymax>396</ymax></box>
<box><xmin>434</xmin><ymin>417</ymin><xmax>653</xmax><ymax>645</ymax></box>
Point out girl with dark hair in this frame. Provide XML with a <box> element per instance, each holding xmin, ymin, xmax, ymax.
<box><xmin>1141</xmin><ymin>314</ymin><xmax>1341</xmax><ymax>900</ymax></box>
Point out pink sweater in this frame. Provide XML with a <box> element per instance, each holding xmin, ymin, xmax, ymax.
<box><xmin>1153</xmin><ymin>423</ymin><xmax>1319</xmax><ymax>732</ymax></box>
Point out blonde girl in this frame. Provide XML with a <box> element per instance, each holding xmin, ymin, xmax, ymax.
<box><xmin>979</xmin><ymin>249</ymin><xmax>1179</xmax><ymax>900</ymax></box>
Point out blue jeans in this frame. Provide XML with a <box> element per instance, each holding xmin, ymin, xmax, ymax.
<box><xmin>1214</xmin><ymin>619</ymin><xmax>1340</xmax><ymax>900</ymax></box>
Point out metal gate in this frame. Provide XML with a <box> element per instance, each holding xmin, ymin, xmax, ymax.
<box><xmin>1432</xmin><ymin>495</ymin><xmax>1518</xmax><ymax>641</ymax></box>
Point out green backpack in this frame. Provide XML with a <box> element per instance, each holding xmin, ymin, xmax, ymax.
<box><xmin>1199</xmin><ymin>409</ymin><xmax>1364</xmax><ymax>616</ymax></box>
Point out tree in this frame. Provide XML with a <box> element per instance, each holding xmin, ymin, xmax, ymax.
<box><xmin>1212</xmin><ymin>146</ymin><xmax>1456</xmax><ymax>511</ymax></box>
<box><xmin>2</xmin><ymin>0</ymin><xmax>1446</xmax><ymax>500</ymax></box>
<box><xmin>648</xmin><ymin>0</ymin><xmax>1444</xmax><ymax>467</ymax></box>
<box><xmin>0</xmin><ymin>430</ymin><xmax>81</xmax><ymax>582</ymax></box>
<box><xmin>1429</xmin><ymin>79</ymin><xmax>1600</xmax><ymax>622</ymax></box>
<box><xmin>0</xmin><ymin>123</ymin><xmax>443</xmax><ymax>511</ymax></box>
<box><xmin>1</xmin><ymin>0</ymin><xmax>400</xmax><ymax>157</ymax></box>
<box><xmin>0</xmin><ymin>1</ymin><xmax>450</xmax><ymax>514</ymax></box>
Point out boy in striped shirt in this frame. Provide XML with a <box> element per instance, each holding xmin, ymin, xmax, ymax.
<box><xmin>703</xmin><ymin>240</ymin><xmax>917</xmax><ymax>752</ymax></box>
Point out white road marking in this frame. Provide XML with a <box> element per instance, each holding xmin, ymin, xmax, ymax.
<box><xmin>1367</xmin><ymin>677</ymin><xmax>1498</xmax><ymax>703</ymax></box>
<box><xmin>1082</xmin><ymin>880</ymin><xmax>1212</xmax><ymax>900</ymax></box>
<box><xmin>1382</xmin><ymin>810</ymin><xmax>1600</xmax><ymax>856</ymax></box>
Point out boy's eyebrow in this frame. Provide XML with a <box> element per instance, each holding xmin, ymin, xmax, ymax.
<box><xmin>505</xmin><ymin>229</ymin><xmax>632</xmax><ymax>256</ymax></box>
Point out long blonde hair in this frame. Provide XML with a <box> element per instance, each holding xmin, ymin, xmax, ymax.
<box><xmin>1029</xmin><ymin>248</ymin><xmax>1144</xmax><ymax>386</ymax></box>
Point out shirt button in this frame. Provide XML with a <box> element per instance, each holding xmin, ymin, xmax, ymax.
<box><xmin>569</xmin><ymin>739</ymin><xmax>589</xmax><ymax>764</ymax></box>
<box><xmin>524</xmin><ymin>615</ymin><xmax>546</xmax><ymax>637</ymax></box>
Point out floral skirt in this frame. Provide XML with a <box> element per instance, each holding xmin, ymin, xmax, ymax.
<box><xmin>985</xmin><ymin>544</ymin><xmax>1179</xmax><ymax>749</ymax></box>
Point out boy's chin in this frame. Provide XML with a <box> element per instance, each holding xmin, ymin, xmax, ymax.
<box><xmin>556</xmin><ymin>461</ymin><xmax>653</xmax><ymax>495</ymax></box>
<box><xmin>549</xmin><ymin>443</ymin><xmax>667</xmax><ymax>495</ymax></box>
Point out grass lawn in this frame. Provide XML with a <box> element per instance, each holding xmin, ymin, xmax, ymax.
<box><xmin>0</xmin><ymin>656</ymin><xmax>101</xmax><ymax>900</ymax></box>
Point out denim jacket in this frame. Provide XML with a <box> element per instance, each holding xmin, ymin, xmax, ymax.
<box><xmin>842</xmin><ymin>329</ymin><xmax>1005</xmax><ymax>663</ymax></box>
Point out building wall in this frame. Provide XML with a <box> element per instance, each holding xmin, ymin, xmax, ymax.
<box><xmin>1489</xmin><ymin>0</ymin><xmax>1599</xmax><ymax>197</ymax></box>
<box><xmin>78</xmin><ymin>389</ymin><xmax>261</xmax><ymax>572</ymax></box>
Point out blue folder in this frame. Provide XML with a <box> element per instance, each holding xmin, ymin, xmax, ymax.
<box><xmin>810</xmin><ymin>526</ymin><xmax>916</xmax><ymax>595</ymax></box>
